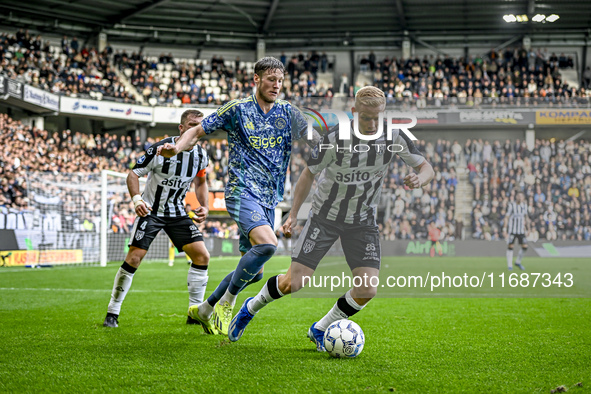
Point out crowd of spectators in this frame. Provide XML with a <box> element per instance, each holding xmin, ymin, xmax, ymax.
<box><xmin>4</xmin><ymin>29</ymin><xmax>590</xmax><ymax>110</ymax></box>
<box><xmin>1</xmin><ymin>29</ymin><xmax>336</xmax><ymax>107</ymax></box>
<box><xmin>0</xmin><ymin>30</ymin><xmax>136</xmax><ymax>103</ymax></box>
<box><xmin>115</xmin><ymin>49</ymin><xmax>335</xmax><ymax>106</ymax></box>
<box><xmin>381</xmin><ymin>139</ymin><xmax>458</xmax><ymax>241</ymax></box>
<box><xmin>469</xmin><ymin>138</ymin><xmax>591</xmax><ymax>241</ymax></box>
<box><xmin>357</xmin><ymin>47</ymin><xmax>590</xmax><ymax>107</ymax></box>
<box><xmin>116</xmin><ymin>52</ymin><xmax>253</xmax><ymax>106</ymax></box>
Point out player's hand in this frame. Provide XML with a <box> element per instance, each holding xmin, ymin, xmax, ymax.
<box><xmin>282</xmin><ymin>215</ymin><xmax>294</xmax><ymax>238</ymax></box>
<box><xmin>190</xmin><ymin>207</ymin><xmax>208</xmax><ymax>223</ymax></box>
<box><xmin>157</xmin><ymin>143</ymin><xmax>178</xmax><ymax>158</ymax></box>
<box><xmin>134</xmin><ymin>200</ymin><xmax>152</xmax><ymax>217</ymax></box>
<box><xmin>403</xmin><ymin>173</ymin><xmax>421</xmax><ymax>189</ymax></box>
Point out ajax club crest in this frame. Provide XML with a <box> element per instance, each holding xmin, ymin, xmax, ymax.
<box><xmin>274</xmin><ymin>117</ymin><xmax>287</xmax><ymax>130</ymax></box>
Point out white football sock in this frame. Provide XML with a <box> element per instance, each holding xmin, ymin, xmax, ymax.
<box><xmin>187</xmin><ymin>265</ymin><xmax>208</xmax><ymax>307</ymax></box>
<box><xmin>197</xmin><ymin>301</ymin><xmax>214</xmax><ymax>320</ymax></box>
<box><xmin>107</xmin><ymin>266</ymin><xmax>135</xmax><ymax>315</ymax></box>
<box><xmin>515</xmin><ymin>249</ymin><xmax>524</xmax><ymax>265</ymax></box>
<box><xmin>219</xmin><ymin>289</ymin><xmax>237</xmax><ymax>307</ymax></box>
<box><xmin>248</xmin><ymin>276</ymin><xmax>284</xmax><ymax>314</ymax></box>
<box><xmin>316</xmin><ymin>290</ymin><xmax>364</xmax><ymax>331</ymax></box>
<box><xmin>506</xmin><ymin>249</ymin><xmax>514</xmax><ymax>269</ymax></box>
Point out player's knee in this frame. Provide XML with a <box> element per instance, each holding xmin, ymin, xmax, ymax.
<box><xmin>522</xmin><ymin>245</ymin><xmax>528</xmax><ymax>251</ymax></box>
<box><xmin>125</xmin><ymin>259</ymin><xmax>141</xmax><ymax>269</ymax></box>
<box><xmin>191</xmin><ymin>252</ymin><xmax>209</xmax><ymax>266</ymax></box>
<box><xmin>126</xmin><ymin>255</ymin><xmax>142</xmax><ymax>268</ymax></box>
<box><xmin>507</xmin><ymin>245</ymin><xmax>514</xmax><ymax>250</ymax></box>
<box><xmin>252</xmin><ymin>243</ymin><xmax>277</xmax><ymax>258</ymax></box>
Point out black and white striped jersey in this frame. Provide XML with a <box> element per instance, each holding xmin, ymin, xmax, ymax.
<box><xmin>306</xmin><ymin>125</ymin><xmax>425</xmax><ymax>224</ymax></box>
<box><xmin>506</xmin><ymin>201</ymin><xmax>528</xmax><ymax>235</ymax></box>
<box><xmin>133</xmin><ymin>137</ymin><xmax>209</xmax><ymax>217</ymax></box>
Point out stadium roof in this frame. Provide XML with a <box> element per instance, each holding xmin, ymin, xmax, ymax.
<box><xmin>0</xmin><ymin>0</ymin><xmax>590</xmax><ymax>51</ymax></box>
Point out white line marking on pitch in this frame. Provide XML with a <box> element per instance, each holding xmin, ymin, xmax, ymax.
<box><xmin>0</xmin><ymin>287</ymin><xmax>185</xmax><ymax>293</ymax></box>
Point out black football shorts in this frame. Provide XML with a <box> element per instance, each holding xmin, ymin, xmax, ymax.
<box><xmin>292</xmin><ymin>213</ymin><xmax>381</xmax><ymax>270</ymax></box>
<box><xmin>129</xmin><ymin>214</ymin><xmax>203</xmax><ymax>251</ymax></box>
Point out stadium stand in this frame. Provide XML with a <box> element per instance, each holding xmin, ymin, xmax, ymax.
<box><xmin>355</xmin><ymin>48</ymin><xmax>589</xmax><ymax>107</ymax></box>
<box><xmin>0</xmin><ymin>31</ymin><xmax>137</xmax><ymax>103</ymax></box>
<box><xmin>4</xmin><ymin>29</ymin><xmax>589</xmax><ymax>110</ymax></box>
<box><xmin>468</xmin><ymin>138</ymin><xmax>591</xmax><ymax>241</ymax></box>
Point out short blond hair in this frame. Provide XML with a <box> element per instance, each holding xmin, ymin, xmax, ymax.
<box><xmin>355</xmin><ymin>86</ymin><xmax>386</xmax><ymax>109</ymax></box>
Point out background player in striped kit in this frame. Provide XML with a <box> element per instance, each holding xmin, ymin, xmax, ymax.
<box><xmin>504</xmin><ymin>191</ymin><xmax>530</xmax><ymax>270</ymax></box>
<box><xmin>103</xmin><ymin>110</ymin><xmax>212</xmax><ymax>330</ymax></box>
<box><xmin>228</xmin><ymin>86</ymin><xmax>435</xmax><ymax>348</ymax></box>
<box><xmin>158</xmin><ymin>57</ymin><xmax>311</xmax><ymax>336</ymax></box>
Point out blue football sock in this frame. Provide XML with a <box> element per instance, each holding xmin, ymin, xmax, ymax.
<box><xmin>227</xmin><ymin>244</ymin><xmax>276</xmax><ymax>296</ymax></box>
<box><xmin>207</xmin><ymin>271</ymin><xmax>265</xmax><ymax>307</ymax></box>
<box><xmin>207</xmin><ymin>271</ymin><xmax>234</xmax><ymax>307</ymax></box>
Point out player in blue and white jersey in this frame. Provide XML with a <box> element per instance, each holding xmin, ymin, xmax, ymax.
<box><xmin>158</xmin><ymin>57</ymin><xmax>309</xmax><ymax>335</ymax></box>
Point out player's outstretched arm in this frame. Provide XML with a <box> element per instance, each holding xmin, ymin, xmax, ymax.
<box><xmin>157</xmin><ymin>124</ymin><xmax>207</xmax><ymax>158</ymax></box>
<box><xmin>127</xmin><ymin>171</ymin><xmax>151</xmax><ymax>217</ymax></box>
<box><xmin>191</xmin><ymin>176</ymin><xmax>209</xmax><ymax>223</ymax></box>
<box><xmin>404</xmin><ymin>160</ymin><xmax>435</xmax><ymax>189</ymax></box>
<box><xmin>283</xmin><ymin>167</ymin><xmax>315</xmax><ymax>237</ymax></box>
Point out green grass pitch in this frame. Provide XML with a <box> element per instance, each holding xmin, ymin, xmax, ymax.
<box><xmin>0</xmin><ymin>256</ymin><xmax>589</xmax><ymax>393</ymax></box>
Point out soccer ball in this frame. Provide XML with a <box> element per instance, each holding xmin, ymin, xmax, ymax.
<box><xmin>323</xmin><ymin>319</ymin><xmax>365</xmax><ymax>358</ymax></box>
